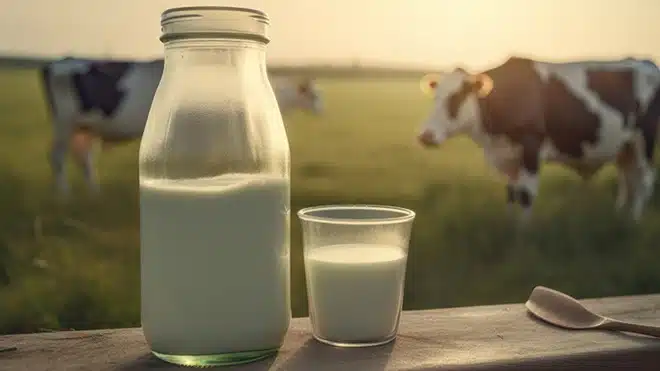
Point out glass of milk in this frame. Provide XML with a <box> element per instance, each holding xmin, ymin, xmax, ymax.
<box><xmin>297</xmin><ymin>204</ymin><xmax>415</xmax><ymax>347</ymax></box>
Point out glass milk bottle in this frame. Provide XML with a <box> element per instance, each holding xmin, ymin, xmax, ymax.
<box><xmin>138</xmin><ymin>6</ymin><xmax>291</xmax><ymax>367</ymax></box>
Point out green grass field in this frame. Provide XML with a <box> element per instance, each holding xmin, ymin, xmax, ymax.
<box><xmin>1</xmin><ymin>67</ymin><xmax>659</xmax><ymax>335</ymax></box>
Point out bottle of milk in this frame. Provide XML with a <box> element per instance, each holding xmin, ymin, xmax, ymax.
<box><xmin>138</xmin><ymin>7</ymin><xmax>291</xmax><ymax>368</ymax></box>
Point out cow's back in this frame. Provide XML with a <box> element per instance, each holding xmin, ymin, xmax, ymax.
<box><xmin>42</xmin><ymin>58</ymin><xmax>164</xmax><ymax>141</ymax></box>
<box><xmin>533</xmin><ymin>59</ymin><xmax>660</xmax><ymax>162</ymax></box>
<box><xmin>538</xmin><ymin>59</ymin><xmax>660</xmax><ymax>112</ymax></box>
<box><xmin>472</xmin><ymin>57</ymin><xmax>660</xmax><ymax>177</ymax></box>
<box><xmin>101</xmin><ymin>60</ymin><xmax>164</xmax><ymax>139</ymax></box>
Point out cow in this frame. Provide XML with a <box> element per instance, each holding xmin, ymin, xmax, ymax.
<box><xmin>416</xmin><ymin>56</ymin><xmax>660</xmax><ymax>222</ymax></box>
<box><xmin>40</xmin><ymin>57</ymin><xmax>323</xmax><ymax>198</ymax></box>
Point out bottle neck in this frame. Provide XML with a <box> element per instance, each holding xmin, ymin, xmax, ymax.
<box><xmin>162</xmin><ymin>38</ymin><xmax>268</xmax><ymax>79</ymax></box>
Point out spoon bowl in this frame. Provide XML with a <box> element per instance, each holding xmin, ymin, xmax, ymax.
<box><xmin>525</xmin><ymin>286</ymin><xmax>660</xmax><ymax>338</ymax></box>
<box><xmin>526</xmin><ymin>286</ymin><xmax>605</xmax><ymax>329</ymax></box>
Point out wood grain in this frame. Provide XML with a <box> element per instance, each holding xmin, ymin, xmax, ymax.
<box><xmin>1</xmin><ymin>293</ymin><xmax>659</xmax><ymax>370</ymax></box>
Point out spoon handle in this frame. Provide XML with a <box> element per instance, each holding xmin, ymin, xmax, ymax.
<box><xmin>601</xmin><ymin>319</ymin><xmax>660</xmax><ymax>338</ymax></box>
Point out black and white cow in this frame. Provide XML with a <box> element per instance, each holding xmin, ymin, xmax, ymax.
<box><xmin>40</xmin><ymin>57</ymin><xmax>323</xmax><ymax>198</ymax></box>
<box><xmin>416</xmin><ymin>56</ymin><xmax>660</xmax><ymax>222</ymax></box>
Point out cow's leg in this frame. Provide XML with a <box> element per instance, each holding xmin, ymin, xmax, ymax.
<box><xmin>489</xmin><ymin>152</ymin><xmax>520</xmax><ymax>216</ymax></box>
<box><xmin>614</xmin><ymin>167</ymin><xmax>632</xmax><ymax>212</ymax></box>
<box><xmin>50</xmin><ymin>132</ymin><xmax>70</xmax><ymax>199</ymax></box>
<box><xmin>629</xmin><ymin>172</ymin><xmax>646</xmax><ymax>222</ymax></box>
<box><xmin>642</xmin><ymin>168</ymin><xmax>656</xmax><ymax>205</ymax></box>
<box><xmin>71</xmin><ymin>128</ymin><xmax>100</xmax><ymax>195</ymax></box>
<box><xmin>79</xmin><ymin>149</ymin><xmax>100</xmax><ymax>196</ymax></box>
<box><xmin>615</xmin><ymin>142</ymin><xmax>633</xmax><ymax>213</ymax></box>
<box><xmin>506</xmin><ymin>183</ymin><xmax>517</xmax><ymax>214</ymax></box>
<box><xmin>516</xmin><ymin>172</ymin><xmax>539</xmax><ymax>223</ymax></box>
<box><xmin>515</xmin><ymin>138</ymin><xmax>542</xmax><ymax>223</ymax></box>
<box><xmin>629</xmin><ymin>134</ymin><xmax>656</xmax><ymax>221</ymax></box>
<box><xmin>639</xmin><ymin>118</ymin><xmax>659</xmax><ymax>208</ymax></box>
<box><xmin>615</xmin><ymin>138</ymin><xmax>652</xmax><ymax>222</ymax></box>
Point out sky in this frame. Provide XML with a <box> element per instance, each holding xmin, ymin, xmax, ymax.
<box><xmin>2</xmin><ymin>0</ymin><xmax>659</xmax><ymax>71</ymax></box>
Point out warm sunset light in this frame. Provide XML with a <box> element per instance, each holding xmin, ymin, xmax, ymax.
<box><xmin>1</xmin><ymin>1</ymin><xmax>659</xmax><ymax>369</ymax></box>
<box><xmin>1</xmin><ymin>0</ymin><xmax>657</xmax><ymax>69</ymax></box>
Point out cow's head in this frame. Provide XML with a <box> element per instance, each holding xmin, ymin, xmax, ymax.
<box><xmin>296</xmin><ymin>78</ymin><xmax>323</xmax><ymax>114</ymax></box>
<box><xmin>417</xmin><ymin>68</ymin><xmax>493</xmax><ymax>147</ymax></box>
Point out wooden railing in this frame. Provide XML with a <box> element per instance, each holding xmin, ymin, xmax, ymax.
<box><xmin>1</xmin><ymin>293</ymin><xmax>659</xmax><ymax>370</ymax></box>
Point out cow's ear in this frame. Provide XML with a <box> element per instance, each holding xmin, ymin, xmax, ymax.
<box><xmin>467</xmin><ymin>73</ymin><xmax>494</xmax><ymax>98</ymax></box>
<box><xmin>420</xmin><ymin>73</ymin><xmax>442</xmax><ymax>97</ymax></box>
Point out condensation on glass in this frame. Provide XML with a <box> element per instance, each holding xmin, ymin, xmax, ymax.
<box><xmin>138</xmin><ymin>6</ymin><xmax>291</xmax><ymax>367</ymax></box>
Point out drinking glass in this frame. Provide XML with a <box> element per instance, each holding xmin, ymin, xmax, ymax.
<box><xmin>297</xmin><ymin>204</ymin><xmax>415</xmax><ymax>347</ymax></box>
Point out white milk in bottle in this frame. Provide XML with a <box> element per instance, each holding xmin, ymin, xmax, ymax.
<box><xmin>140</xmin><ymin>174</ymin><xmax>290</xmax><ymax>355</ymax></box>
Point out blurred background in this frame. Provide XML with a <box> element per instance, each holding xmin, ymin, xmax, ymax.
<box><xmin>1</xmin><ymin>0</ymin><xmax>659</xmax><ymax>334</ymax></box>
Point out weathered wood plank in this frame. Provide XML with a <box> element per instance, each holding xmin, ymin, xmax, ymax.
<box><xmin>1</xmin><ymin>293</ymin><xmax>659</xmax><ymax>371</ymax></box>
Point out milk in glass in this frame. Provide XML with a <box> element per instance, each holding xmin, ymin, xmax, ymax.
<box><xmin>305</xmin><ymin>243</ymin><xmax>407</xmax><ymax>343</ymax></box>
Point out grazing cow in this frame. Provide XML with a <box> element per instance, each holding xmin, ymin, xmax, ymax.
<box><xmin>416</xmin><ymin>56</ymin><xmax>660</xmax><ymax>222</ymax></box>
<box><xmin>40</xmin><ymin>57</ymin><xmax>323</xmax><ymax>197</ymax></box>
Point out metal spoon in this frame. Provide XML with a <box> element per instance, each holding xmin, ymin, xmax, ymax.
<box><xmin>525</xmin><ymin>285</ymin><xmax>660</xmax><ymax>338</ymax></box>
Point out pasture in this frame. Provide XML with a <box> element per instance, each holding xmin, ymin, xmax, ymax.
<box><xmin>0</xmin><ymin>66</ymin><xmax>659</xmax><ymax>335</ymax></box>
